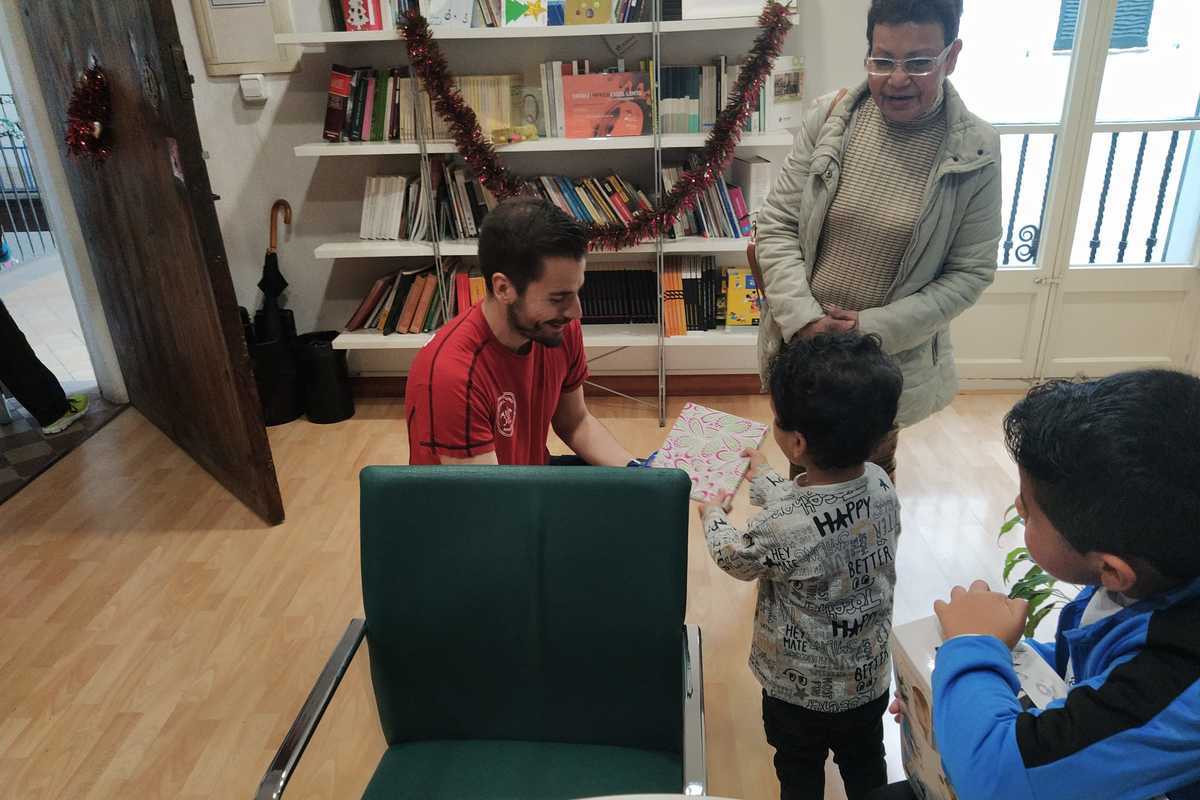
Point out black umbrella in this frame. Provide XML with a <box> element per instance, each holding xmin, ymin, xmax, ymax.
<box><xmin>256</xmin><ymin>199</ymin><xmax>293</xmax><ymax>344</ymax></box>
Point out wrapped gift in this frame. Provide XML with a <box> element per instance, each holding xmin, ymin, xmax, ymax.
<box><xmin>892</xmin><ymin>615</ymin><xmax>1068</xmax><ymax>800</ymax></box>
<box><xmin>652</xmin><ymin>402</ymin><xmax>768</xmax><ymax>502</ymax></box>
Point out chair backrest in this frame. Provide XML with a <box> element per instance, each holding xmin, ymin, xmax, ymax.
<box><xmin>360</xmin><ymin>465</ymin><xmax>691</xmax><ymax>754</ymax></box>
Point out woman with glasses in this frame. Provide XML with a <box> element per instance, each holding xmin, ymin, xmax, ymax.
<box><xmin>755</xmin><ymin>0</ymin><xmax>1001</xmax><ymax>486</ymax></box>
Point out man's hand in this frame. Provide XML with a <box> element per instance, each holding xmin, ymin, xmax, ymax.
<box><xmin>888</xmin><ymin>691</ymin><xmax>907</xmax><ymax>724</ymax></box>
<box><xmin>698</xmin><ymin>491</ymin><xmax>734</xmax><ymax>520</ymax></box>
<box><xmin>742</xmin><ymin>448</ymin><xmax>768</xmax><ymax>480</ymax></box>
<box><xmin>934</xmin><ymin>580</ymin><xmax>1029</xmax><ymax>650</ymax></box>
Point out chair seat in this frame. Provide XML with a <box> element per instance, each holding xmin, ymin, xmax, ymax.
<box><xmin>361</xmin><ymin>739</ymin><xmax>682</xmax><ymax>800</ymax></box>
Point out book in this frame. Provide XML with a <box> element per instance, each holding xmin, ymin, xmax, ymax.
<box><xmin>346</xmin><ymin>274</ymin><xmax>394</xmax><ymax>330</ymax></box>
<box><xmin>385</xmin><ymin>271</ymin><xmax>423</xmax><ymax>334</ymax></box>
<box><xmin>426</xmin><ymin>0</ymin><xmax>474</xmax><ymax>25</ymax></box>
<box><xmin>732</xmin><ymin>155</ymin><xmax>773</xmax><ymax>216</ymax></box>
<box><xmin>769</xmin><ymin>56</ymin><xmax>805</xmax><ymax>130</ymax></box>
<box><xmin>652</xmin><ymin>402</ymin><xmax>769</xmax><ymax>502</ymax></box>
<box><xmin>562</xmin><ymin>72</ymin><xmax>653</xmax><ymax>138</ymax></box>
<box><xmin>323</xmin><ymin>65</ymin><xmax>355</xmax><ymax>142</ymax></box>
<box><xmin>343</xmin><ymin>0</ymin><xmax>385</xmax><ymax>31</ymax></box>
<box><xmin>893</xmin><ymin>616</ymin><xmax>1067</xmax><ymax>800</ymax></box>
<box><xmin>409</xmin><ymin>274</ymin><xmax>440</xmax><ymax>333</ymax></box>
<box><xmin>395</xmin><ymin>272</ymin><xmax>428</xmax><ymax>332</ymax></box>
<box><xmin>727</xmin><ymin>185</ymin><xmax>752</xmax><ymax>237</ymax></box>
<box><xmin>328</xmin><ymin>0</ymin><xmax>348</xmax><ymax>30</ymax></box>
<box><xmin>565</xmin><ymin>0</ymin><xmax>612</xmax><ymax>24</ymax></box>
<box><xmin>504</xmin><ymin>0</ymin><xmax>547</xmax><ymax>25</ymax></box>
<box><xmin>725</xmin><ymin>268</ymin><xmax>760</xmax><ymax>326</ymax></box>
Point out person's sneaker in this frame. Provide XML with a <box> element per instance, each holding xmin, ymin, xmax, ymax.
<box><xmin>41</xmin><ymin>394</ymin><xmax>89</xmax><ymax>435</ymax></box>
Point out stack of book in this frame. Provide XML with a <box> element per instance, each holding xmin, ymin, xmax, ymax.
<box><xmin>662</xmin><ymin>159</ymin><xmax>751</xmax><ymax>240</ymax></box>
<box><xmin>359</xmin><ymin>175</ymin><xmax>415</xmax><ymax>240</ymax></box>
<box><xmin>660</xmin><ymin>57</ymin><xmax>805</xmax><ymax>134</ymax></box>
<box><xmin>530</xmin><ymin>173</ymin><xmax>654</xmax><ymax>228</ymax></box>
<box><xmin>344</xmin><ymin>266</ymin><xmax>453</xmax><ymax>335</ymax></box>
<box><xmin>662</xmin><ymin>256</ymin><xmax>723</xmax><ymax>336</ymax></box>
<box><xmin>578</xmin><ymin>266</ymin><xmax>658</xmax><ymax>324</ymax></box>
<box><xmin>324</xmin><ymin>66</ymin><xmax>516</xmax><ymax>144</ymax></box>
<box><xmin>541</xmin><ymin>63</ymin><xmax>654</xmax><ymax>139</ymax></box>
<box><xmin>452</xmin><ymin>263</ymin><xmax>489</xmax><ymax>314</ymax></box>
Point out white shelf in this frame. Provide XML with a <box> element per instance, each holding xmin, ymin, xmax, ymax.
<box><xmin>294</xmin><ymin>131</ymin><xmax>793</xmax><ymax>158</ymax></box>
<box><xmin>276</xmin><ymin>16</ymin><xmax>789</xmax><ymax>46</ymax></box>
<box><xmin>333</xmin><ymin>324</ymin><xmax>757</xmax><ymax>351</ymax></box>
<box><xmin>314</xmin><ymin>236</ymin><xmax>750</xmax><ymax>259</ymax></box>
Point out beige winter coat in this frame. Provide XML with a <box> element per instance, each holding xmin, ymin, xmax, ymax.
<box><xmin>756</xmin><ymin>80</ymin><xmax>1002</xmax><ymax>427</ymax></box>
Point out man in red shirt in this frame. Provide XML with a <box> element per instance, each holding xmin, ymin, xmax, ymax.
<box><xmin>406</xmin><ymin>197</ymin><xmax>638</xmax><ymax>467</ymax></box>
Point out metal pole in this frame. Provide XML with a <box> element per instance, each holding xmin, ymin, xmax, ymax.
<box><xmin>652</xmin><ymin>0</ymin><xmax>665</xmax><ymax>427</ymax></box>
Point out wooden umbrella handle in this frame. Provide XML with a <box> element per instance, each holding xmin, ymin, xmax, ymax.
<box><xmin>268</xmin><ymin>199</ymin><xmax>292</xmax><ymax>253</ymax></box>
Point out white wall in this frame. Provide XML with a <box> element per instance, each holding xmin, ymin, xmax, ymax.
<box><xmin>170</xmin><ymin>0</ymin><xmax>866</xmax><ymax>342</ymax></box>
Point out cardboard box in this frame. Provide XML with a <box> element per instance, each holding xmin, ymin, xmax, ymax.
<box><xmin>892</xmin><ymin>616</ymin><xmax>1068</xmax><ymax>800</ymax></box>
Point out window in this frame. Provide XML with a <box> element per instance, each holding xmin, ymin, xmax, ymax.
<box><xmin>1055</xmin><ymin>0</ymin><xmax>1155</xmax><ymax>51</ymax></box>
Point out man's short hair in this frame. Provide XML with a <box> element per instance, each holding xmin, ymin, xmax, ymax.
<box><xmin>769</xmin><ymin>332</ymin><xmax>902</xmax><ymax>471</ymax></box>
<box><xmin>477</xmin><ymin>197</ymin><xmax>587</xmax><ymax>295</ymax></box>
<box><xmin>867</xmin><ymin>0</ymin><xmax>963</xmax><ymax>47</ymax></box>
<box><xmin>1004</xmin><ymin>371</ymin><xmax>1200</xmax><ymax>580</ymax></box>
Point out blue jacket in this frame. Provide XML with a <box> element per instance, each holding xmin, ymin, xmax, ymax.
<box><xmin>932</xmin><ymin>577</ymin><xmax>1200</xmax><ymax>800</ymax></box>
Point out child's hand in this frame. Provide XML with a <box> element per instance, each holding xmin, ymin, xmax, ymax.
<box><xmin>888</xmin><ymin>691</ymin><xmax>907</xmax><ymax>724</ymax></box>
<box><xmin>697</xmin><ymin>491</ymin><xmax>734</xmax><ymax>520</ymax></box>
<box><xmin>934</xmin><ymin>580</ymin><xmax>1029</xmax><ymax>650</ymax></box>
<box><xmin>741</xmin><ymin>448</ymin><xmax>768</xmax><ymax>480</ymax></box>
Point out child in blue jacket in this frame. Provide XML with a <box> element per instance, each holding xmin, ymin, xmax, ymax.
<box><xmin>929</xmin><ymin>370</ymin><xmax>1200</xmax><ymax>800</ymax></box>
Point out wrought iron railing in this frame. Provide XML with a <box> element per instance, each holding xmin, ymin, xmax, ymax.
<box><xmin>1000</xmin><ymin>132</ymin><xmax>1057</xmax><ymax>267</ymax></box>
<box><xmin>998</xmin><ymin>127</ymin><xmax>1195</xmax><ymax>269</ymax></box>
<box><xmin>0</xmin><ymin>93</ymin><xmax>55</xmax><ymax>263</ymax></box>
<box><xmin>1087</xmin><ymin>129</ymin><xmax>1183</xmax><ymax>264</ymax></box>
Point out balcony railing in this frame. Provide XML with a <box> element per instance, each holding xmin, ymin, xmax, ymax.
<box><xmin>0</xmin><ymin>94</ymin><xmax>55</xmax><ymax>264</ymax></box>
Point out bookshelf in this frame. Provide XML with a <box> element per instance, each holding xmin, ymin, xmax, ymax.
<box><xmin>314</xmin><ymin>236</ymin><xmax>754</xmax><ymax>260</ymax></box>
<box><xmin>332</xmin><ymin>324</ymin><xmax>758</xmax><ymax>351</ymax></box>
<box><xmin>293</xmin><ymin>131</ymin><xmax>794</xmax><ymax>158</ymax></box>
<box><xmin>286</xmin><ymin>6</ymin><xmax>799</xmax><ymax>421</ymax></box>
<box><xmin>274</xmin><ymin>15</ymin><xmax>795</xmax><ymax>45</ymax></box>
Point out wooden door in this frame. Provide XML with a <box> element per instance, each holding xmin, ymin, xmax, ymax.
<box><xmin>19</xmin><ymin>0</ymin><xmax>284</xmax><ymax>523</ymax></box>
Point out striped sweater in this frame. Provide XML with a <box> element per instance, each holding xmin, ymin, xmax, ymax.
<box><xmin>809</xmin><ymin>96</ymin><xmax>948</xmax><ymax>312</ymax></box>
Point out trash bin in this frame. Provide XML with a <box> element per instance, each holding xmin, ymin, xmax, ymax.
<box><xmin>252</xmin><ymin>337</ymin><xmax>304</xmax><ymax>426</ymax></box>
<box><xmin>295</xmin><ymin>331</ymin><xmax>355</xmax><ymax>424</ymax></box>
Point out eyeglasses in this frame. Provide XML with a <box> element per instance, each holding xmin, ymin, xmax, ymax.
<box><xmin>864</xmin><ymin>43</ymin><xmax>953</xmax><ymax>77</ymax></box>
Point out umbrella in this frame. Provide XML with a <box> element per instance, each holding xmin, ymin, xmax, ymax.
<box><xmin>256</xmin><ymin>199</ymin><xmax>292</xmax><ymax>344</ymax></box>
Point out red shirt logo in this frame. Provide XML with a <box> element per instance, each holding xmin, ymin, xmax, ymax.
<box><xmin>496</xmin><ymin>392</ymin><xmax>517</xmax><ymax>438</ymax></box>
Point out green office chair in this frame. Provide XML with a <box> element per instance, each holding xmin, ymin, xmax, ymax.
<box><xmin>256</xmin><ymin>466</ymin><xmax>705</xmax><ymax>799</ymax></box>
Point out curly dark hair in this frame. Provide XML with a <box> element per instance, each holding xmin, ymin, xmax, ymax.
<box><xmin>478</xmin><ymin>196</ymin><xmax>587</xmax><ymax>295</ymax></box>
<box><xmin>867</xmin><ymin>0</ymin><xmax>963</xmax><ymax>47</ymax></box>
<box><xmin>769</xmin><ymin>332</ymin><xmax>903</xmax><ymax>471</ymax></box>
<box><xmin>1004</xmin><ymin>371</ymin><xmax>1200</xmax><ymax>580</ymax></box>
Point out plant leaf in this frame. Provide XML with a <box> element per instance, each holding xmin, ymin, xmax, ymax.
<box><xmin>1003</xmin><ymin>548</ymin><xmax>1032</xmax><ymax>583</ymax></box>
<box><xmin>1024</xmin><ymin>604</ymin><xmax>1057</xmax><ymax>638</ymax></box>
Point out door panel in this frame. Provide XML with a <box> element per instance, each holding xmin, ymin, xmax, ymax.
<box><xmin>19</xmin><ymin>0</ymin><xmax>283</xmax><ymax>523</ymax></box>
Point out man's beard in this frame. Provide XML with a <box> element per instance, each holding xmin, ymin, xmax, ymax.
<box><xmin>507</xmin><ymin>302</ymin><xmax>568</xmax><ymax>348</ymax></box>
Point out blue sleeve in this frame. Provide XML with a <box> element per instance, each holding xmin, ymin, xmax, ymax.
<box><xmin>932</xmin><ymin>636</ymin><xmax>1038</xmax><ymax>799</ymax></box>
<box><xmin>933</xmin><ymin>636</ymin><xmax>1200</xmax><ymax>800</ymax></box>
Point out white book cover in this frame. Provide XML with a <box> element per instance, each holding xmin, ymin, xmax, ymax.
<box><xmin>770</xmin><ymin>56</ymin><xmax>805</xmax><ymax>131</ymax></box>
<box><xmin>539</xmin><ymin>62</ymin><xmax>554</xmax><ymax>140</ymax></box>
<box><xmin>552</xmin><ymin>61</ymin><xmax>566</xmax><ymax>138</ymax></box>
<box><xmin>732</xmin><ymin>155</ymin><xmax>772</xmax><ymax>214</ymax></box>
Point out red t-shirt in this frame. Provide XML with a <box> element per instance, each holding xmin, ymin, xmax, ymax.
<box><xmin>405</xmin><ymin>305</ymin><xmax>589</xmax><ymax>465</ymax></box>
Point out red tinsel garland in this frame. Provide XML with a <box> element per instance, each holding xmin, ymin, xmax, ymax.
<box><xmin>403</xmin><ymin>3</ymin><xmax>793</xmax><ymax>250</ymax></box>
<box><xmin>65</xmin><ymin>64</ymin><xmax>113</xmax><ymax>164</ymax></box>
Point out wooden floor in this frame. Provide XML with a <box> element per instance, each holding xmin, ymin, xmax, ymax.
<box><xmin>0</xmin><ymin>392</ymin><xmax>1027</xmax><ymax>799</ymax></box>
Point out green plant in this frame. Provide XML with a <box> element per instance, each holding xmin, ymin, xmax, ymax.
<box><xmin>1000</xmin><ymin>504</ymin><xmax>1074</xmax><ymax>637</ymax></box>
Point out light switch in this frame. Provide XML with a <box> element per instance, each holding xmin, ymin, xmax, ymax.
<box><xmin>239</xmin><ymin>73</ymin><xmax>268</xmax><ymax>103</ymax></box>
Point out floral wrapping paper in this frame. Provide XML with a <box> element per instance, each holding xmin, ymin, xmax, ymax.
<box><xmin>653</xmin><ymin>402</ymin><xmax>769</xmax><ymax>501</ymax></box>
